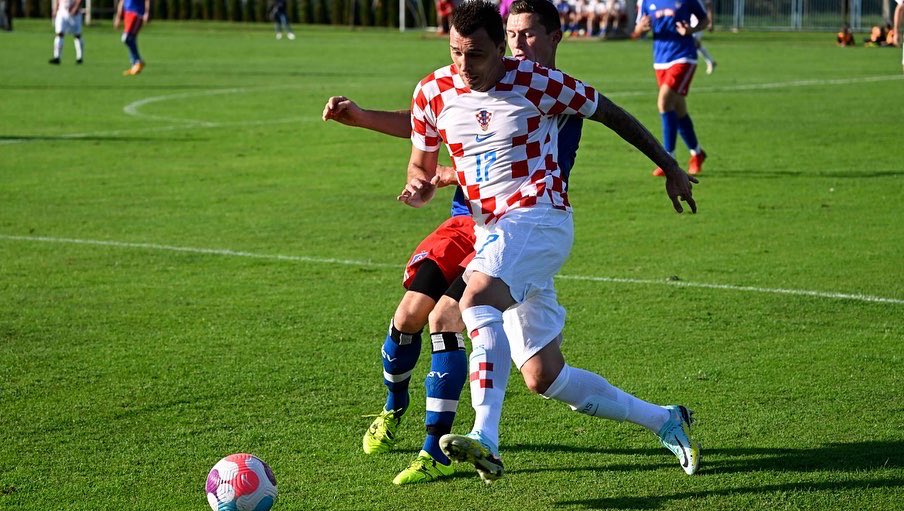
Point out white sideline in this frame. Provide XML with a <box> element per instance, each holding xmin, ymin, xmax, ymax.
<box><xmin>1</xmin><ymin>234</ymin><xmax>901</xmax><ymax>305</ymax></box>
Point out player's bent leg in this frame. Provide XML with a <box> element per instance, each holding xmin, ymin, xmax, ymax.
<box><xmin>519</xmin><ymin>337</ymin><xmax>565</xmax><ymax>394</ymax></box>
<box><xmin>653</xmin><ymin>84</ymin><xmax>680</xmax><ymax>176</ymax></box>
<box><xmin>452</xmin><ymin>275</ymin><xmax>514</xmax><ymax>482</ymax></box>
<box><xmin>540</xmin><ymin>363</ymin><xmax>700</xmax><ymax>473</ymax></box>
<box><xmin>365</xmin><ymin>260</ymin><xmax>447</xmax><ymax>455</ymax></box>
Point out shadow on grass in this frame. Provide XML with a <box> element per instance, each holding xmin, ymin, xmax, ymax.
<box><xmin>555</xmin><ymin>478</ymin><xmax>904</xmax><ymax>510</ymax></box>
<box><xmin>504</xmin><ymin>440</ymin><xmax>902</xmax><ymax>475</ymax></box>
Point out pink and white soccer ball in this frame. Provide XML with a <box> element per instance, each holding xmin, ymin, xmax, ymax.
<box><xmin>206</xmin><ymin>453</ymin><xmax>277</xmax><ymax>511</ymax></box>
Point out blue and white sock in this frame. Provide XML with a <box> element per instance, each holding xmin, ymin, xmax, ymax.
<box><xmin>381</xmin><ymin>322</ymin><xmax>422</xmax><ymax>416</ymax></box>
<box><xmin>422</xmin><ymin>332</ymin><xmax>467</xmax><ymax>464</ymax></box>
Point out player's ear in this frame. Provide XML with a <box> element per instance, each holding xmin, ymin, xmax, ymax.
<box><xmin>497</xmin><ymin>41</ymin><xmax>506</xmax><ymax>57</ymax></box>
<box><xmin>550</xmin><ymin>28</ymin><xmax>563</xmax><ymax>46</ymax></box>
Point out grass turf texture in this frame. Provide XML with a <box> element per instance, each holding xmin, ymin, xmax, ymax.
<box><xmin>1</xmin><ymin>20</ymin><xmax>903</xmax><ymax>511</ymax></box>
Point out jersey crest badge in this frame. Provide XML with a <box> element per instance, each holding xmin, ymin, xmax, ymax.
<box><xmin>409</xmin><ymin>250</ymin><xmax>429</xmax><ymax>265</ymax></box>
<box><xmin>476</xmin><ymin>110</ymin><xmax>493</xmax><ymax>131</ymax></box>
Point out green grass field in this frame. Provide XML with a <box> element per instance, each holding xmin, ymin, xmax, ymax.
<box><xmin>1</xmin><ymin>19</ymin><xmax>903</xmax><ymax>511</ymax></box>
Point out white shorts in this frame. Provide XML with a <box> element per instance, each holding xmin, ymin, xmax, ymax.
<box><xmin>54</xmin><ymin>12</ymin><xmax>82</xmax><ymax>35</ymax></box>
<box><xmin>502</xmin><ymin>291</ymin><xmax>566</xmax><ymax>368</ymax></box>
<box><xmin>465</xmin><ymin>206</ymin><xmax>573</xmax><ymax>367</ymax></box>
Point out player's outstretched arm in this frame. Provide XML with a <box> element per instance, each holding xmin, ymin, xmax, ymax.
<box><xmin>590</xmin><ymin>95</ymin><xmax>698</xmax><ymax>213</ymax></box>
<box><xmin>322</xmin><ymin>96</ymin><xmax>411</xmax><ymax>139</ymax></box>
<box><xmin>398</xmin><ymin>148</ymin><xmax>439</xmax><ymax>208</ymax></box>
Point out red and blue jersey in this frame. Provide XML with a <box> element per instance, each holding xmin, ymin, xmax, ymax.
<box><xmin>636</xmin><ymin>0</ymin><xmax>707</xmax><ymax>68</ymax></box>
<box><xmin>124</xmin><ymin>0</ymin><xmax>146</xmax><ymax>15</ymax></box>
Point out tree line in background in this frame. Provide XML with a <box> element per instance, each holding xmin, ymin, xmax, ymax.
<box><xmin>9</xmin><ymin>0</ymin><xmax>438</xmax><ymax>27</ymax></box>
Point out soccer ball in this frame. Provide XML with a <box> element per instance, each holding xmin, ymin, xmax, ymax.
<box><xmin>206</xmin><ymin>453</ymin><xmax>277</xmax><ymax>511</ymax></box>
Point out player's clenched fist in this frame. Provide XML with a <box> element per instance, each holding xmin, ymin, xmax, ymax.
<box><xmin>322</xmin><ymin>96</ymin><xmax>364</xmax><ymax>126</ymax></box>
<box><xmin>397</xmin><ymin>176</ymin><xmax>439</xmax><ymax>208</ymax></box>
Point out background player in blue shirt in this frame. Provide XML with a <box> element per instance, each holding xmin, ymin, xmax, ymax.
<box><xmin>634</xmin><ymin>0</ymin><xmax>708</xmax><ymax>175</ymax></box>
<box><xmin>114</xmin><ymin>0</ymin><xmax>150</xmax><ymax>76</ymax></box>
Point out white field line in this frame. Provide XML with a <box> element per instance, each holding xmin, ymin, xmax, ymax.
<box><xmin>1</xmin><ymin>234</ymin><xmax>901</xmax><ymax>305</ymax></box>
<box><xmin>3</xmin><ymin>74</ymin><xmax>902</xmax><ymax>146</ymax></box>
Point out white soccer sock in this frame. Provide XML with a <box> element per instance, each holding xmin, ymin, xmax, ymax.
<box><xmin>461</xmin><ymin>305</ymin><xmax>511</xmax><ymax>454</ymax></box>
<box><xmin>74</xmin><ymin>36</ymin><xmax>83</xmax><ymax>60</ymax></box>
<box><xmin>53</xmin><ymin>36</ymin><xmax>63</xmax><ymax>58</ymax></box>
<box><xmin>698</xmin><ymin>45</ymin><xmax>715</xmax><ymax>65</ymax></box>
<box><xmin>541</xmin><ymin>364</ymin><xmax>670</xmax><ymax>433</ymax></box>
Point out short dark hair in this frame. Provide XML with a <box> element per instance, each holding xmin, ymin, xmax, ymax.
<box><xmin>509</xmin><ymin>0</ymin><xmax>562</xmax><ymax>34</ymax></box>
<box><xmin>451</xmin><ymin>0</ymin><xmax>505</xmax><ymax>46</ymax></box>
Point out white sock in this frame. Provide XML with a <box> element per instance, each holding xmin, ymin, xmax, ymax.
<box><xmin>461</xmin><ymin>305</ymin><xmax>511</xmax><ymax>454</ymax></box>
<box><xmin>53</xmin><ymin>36</ymin><xmax>63</xmax><ymax>58</ymax></box>
<box><xmin>74</xmin><ymin>36</ymin><xmax>83</xmax><ymax>60</ymax></box>
<box><xmin>698</xmin><ymin>45</ymin><xmax>714</xmax><ymax>65</ymax></box>
<box><xmin>541</xmin><ymin>364</ymin><xmax>670</xmax><ymax>433</ymax></box>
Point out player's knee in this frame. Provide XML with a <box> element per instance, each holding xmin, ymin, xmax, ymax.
<box><xmin>392</xmin><ymin>306</ymin><xmax>429</xmax><ymax>334</ymax></box>
<box><xmin>428</xmin><ymin>299</ymin><xmax>464</xmax><ymax>333</ymax></box>
<box><xmin>521</xmin><ymin>365</ymin><xmax>558</xmax><ymax>394</ymax></box>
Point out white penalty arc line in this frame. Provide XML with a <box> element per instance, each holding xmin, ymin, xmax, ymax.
<box><xmin>1</xmin><ymin>234</ymin><xmax>901</xmax><ymax>306</ymax></box>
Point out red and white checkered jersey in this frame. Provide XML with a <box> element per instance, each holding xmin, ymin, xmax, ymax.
<box><xmin>411</xmin><ymin>57</ymin><xmax>598</xmax><ymax>225</ymax></box>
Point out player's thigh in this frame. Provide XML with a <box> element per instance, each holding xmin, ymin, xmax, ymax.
<box><xmin>402</xmin><ymin>216</ymin><xmax>475</xmax><ymax>292</ymax></box>
<box><xmin>393</xmin><ymin>290</ymin><xmax>438</xmax><ymax>333</ymax></box>
<box><xmin>466</xmin><ymin>208</ymin><xmax>573</xmax><ymax>304</ymax></box>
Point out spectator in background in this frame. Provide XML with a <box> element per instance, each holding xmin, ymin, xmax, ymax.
<box><xmin>836</xmin><ymin>23</ymin><xmax>855</xmax><ymax>46</ymax></box>
<box><xmin>269</xmin><ymin>0</ymin><xmax>295</xmax><ymax>40</ymax></box>
<box><xmin>601</xmin><ymin>0</ymin><xmax>624</xmax><ymax>38</ymax></box>
<box><xmin>864</xmin><ymin>24</ymin><xmax>888</xmax><ymax>46</ymax></box>
<box><xmin>48</xmin><ymin>0</ymin><xmax>84</xmax><ymax>64</ymax></box>
<box><xmin>0</xmin><ymin>0</ymin><xmax>12</xmax><ymax>31</ymax></box>
<box><xmin>436</xmin><ymin>0</ymin><xmax>454</xmax><ymax>34</ymax></box>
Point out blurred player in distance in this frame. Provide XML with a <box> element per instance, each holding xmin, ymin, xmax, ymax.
<box><xmin>48</xmin><ymin>0</ymin><xmax>84</xmax><ymax>65</ymax></box>
<box><xmin>634</xmin><ymin>0</ymin><xmax>709</xmax><ymax>175</ymax></box>
<box><xmin>114</xmin><ymin>0</ymin><xmax>150</xmax><ymax>76</ymax></box>
<box><xmin>269</xmin><ymin>0</ymin><xmax>295</xmax><ymax>40</ymax></box>
<box><xmin>400</xmin><ymin>0</ymin><xmax>699</xmax><ymax>484</ymax></box>
<box><xmin>895</xmin><ymin>0</ymin><xmax>904</xmax><ymax>72</ymax></box>
<box><xmin>692</xmin><ymin>0</ymin><xmax>716</xmax><ymax>74</ymax></box>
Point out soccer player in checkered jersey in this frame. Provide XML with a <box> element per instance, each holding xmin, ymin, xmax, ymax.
<box><xmin>399</xmin><ymin>0</ymin><xmax>700</xmax><ymax>483</ymax></box>
<box><xmin>633</xmin><ymin>0</ymin><xmax>709</xmax><ymax>176</ymax></box>
<box><xmin>48</xmin><ymin>0</ymin><xmax>84</xmax><ymax>65</ymax></box>
<box><xmin>322</xmin><ymin>0</ymin><xmax>591</xmax><ymax>485</ymax></box>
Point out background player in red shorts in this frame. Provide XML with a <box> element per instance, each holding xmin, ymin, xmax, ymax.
<box><xmin>634</xmin><ymin>0</ymin><xmax>708</xmax><ymax>175</ymax></box>
<box><xmin>114</xmin><ymin>0</ymin><xmax>150</xmax><ymax>76</ymax></box>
